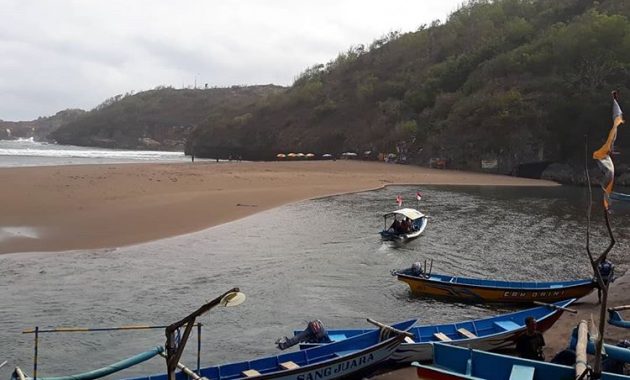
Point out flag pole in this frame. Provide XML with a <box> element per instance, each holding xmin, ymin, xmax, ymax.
<box><xmin>585</xmin><ymin>91</ymin><xmax>621</xmax><ymax>377</ymax></box>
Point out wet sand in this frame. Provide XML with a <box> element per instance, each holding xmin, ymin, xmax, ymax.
<box><xmin>0</xmin><ymin>160</ymin><xmax>556</xmax><ymax>255</ymax></box>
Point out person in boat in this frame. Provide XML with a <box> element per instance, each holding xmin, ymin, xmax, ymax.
<box><xmin>515</xmin><ymin>316</ymin><xmax>545</xmax><ymax>361</ymax></box>
<box><xmin>400</xmin><ymin>218</ymin><xmax>411</xmax><ymax>233</ymax></box>
<box><xmin>597</xmin><ymin>259</ymin><xmax>615</xmax><ymax>304</ymax></box>
<box><xmin>390</xmin><ymin>219</ymin><xmax>402</xmax><ymax>233</ymax></box>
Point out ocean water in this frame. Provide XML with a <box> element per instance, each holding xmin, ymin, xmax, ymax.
<box><xmin>2</xmin><ymin>184</ymin><xmax>629</xmax><ymax>379</ymax></box>
<box><xmin>0</xmin><ymin>139</ymin><xmax>188</xmax><ymax>167</ymax></box>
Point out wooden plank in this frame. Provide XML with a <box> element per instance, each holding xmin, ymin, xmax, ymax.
<box><xmin>575</xmin><ymin>320</ymin><xmax>588</xmax><ymax>379</ymax></box>
<box><xmin>434</xmin><ymin>332</ymin><xmax>451</xmax><ymax>341</ymax></box>
<box><xmin>280</xmin><ymin>361</ymin><xmax>300</xmax><ymax>370</ymax></box>
<box><xmin>242</xmin><ymin>369</ymin><xmax>262</xmax><ymax>377</ymax></box>
<box><xmin>457</xmin><ymin>328</ymin><xmax>477</xmax><ymax>339</ymax></box>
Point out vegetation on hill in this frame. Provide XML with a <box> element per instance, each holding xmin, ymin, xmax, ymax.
<box><xmin>0</xmin><ymin>109</ymin><xmax>86</xmax><ymax>140</ymax></box>
<box><xmin>50</xmin><ymin>85</ymin><xmax>286</xmax><ymax>150</ymax></box>
<box><xmin>40</xmin><ymin>0</ymin><xmax>630</xmax><ymax>178</ymax></box>
<box><xmin>189</xmin><ymin>0</ymin><xmax>630</xmax><ymax>174</ymax></box>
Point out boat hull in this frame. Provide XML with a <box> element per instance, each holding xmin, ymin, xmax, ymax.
<box><xmin>299</xmin><ymin>300</ymin><xmax>572</xmax><ymax>365</ymax></box>
<box><xmin>127</xmin><ymin>320</ymin><xmax>416</xmax><ymax>380</ymax></box>
<box><xmin>390</xmin><ymin>303</ymin><xmax>564</xmax><ymax>363</ymax></box>
<box><xmin>413</xmin><ymin>343</ymin><xmax>630</xmax><ymax>380</ymax></box>
<box><xmin>397</xmin><ymin>273</ymin><xmax>595</xmax><ymax>304</ymax></box>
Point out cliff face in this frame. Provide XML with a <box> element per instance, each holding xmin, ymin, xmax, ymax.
<box><xmin>0</xmin><ymin>109</ymin><xmax>86</xmax><ymax>141</ymax></box>
<box><xmin>49</xmin><ymin>85</ymin><xmax>286</xmax><ymax>150</ymax></box>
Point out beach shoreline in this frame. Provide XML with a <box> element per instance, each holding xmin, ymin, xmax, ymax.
<box><xmin>0</xmin><ymin>160</ymin><xmax>557</xmax><ymax>255</ymax></box>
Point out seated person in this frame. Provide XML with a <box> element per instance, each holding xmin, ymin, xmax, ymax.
<box><xmin>390</xmin><ymin>219</ymin><xmax>402</xmax><ymax>233</ymax></box>
<box><xmin>400</xmin><ymin>218</ymin><xmax>411</xmax><ymax>233</ymax></box>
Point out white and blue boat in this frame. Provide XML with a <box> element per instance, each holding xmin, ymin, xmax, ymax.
<box><xmin>296</xmin><ymin>299</ymin><xmax>574</xmax><ymax>364</ymax></box>
<box><xmin>379</xmin><ymin>208</ymin><xmax>427</xmax><ymax>242</ymax></box>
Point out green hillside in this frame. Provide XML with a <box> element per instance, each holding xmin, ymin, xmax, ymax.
<box><xmin>190</xmin><ymin>0</ymin><xmax>630</xmax><ymax>174</ymax></box>
<box><xmin>45</xmin><ymin>0</ymin><xmax>630</xmax><ymax>179</ymax></box>
<box><xmin>50</xmin><ymin>85</ymin><xmax>286</xmax><ymax>150</ymax></box>
<box><xmin>0</xmin><ymin>109</ymin><xmax>85</xmax><ymax>140</ymax></box>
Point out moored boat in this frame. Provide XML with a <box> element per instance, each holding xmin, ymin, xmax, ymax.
<box><xmin>380</xmin><ymin>208</ymin><xmax>428</xmax><ymax>242</ymax></box>
<box><xmin>413</xmin><ymin>343</ymin><xmax>629</xmax><ymax>380</ymax></box>
<box><xmin>393</xmin><ymin>265</ymin><xmax>595</xmax><ymax>304</ymax></box>
<box><xmin>128</xmin><ymin>319</ymin><xmax>416</xmax><ymax>380</ymax></box>
<box><xmin>12</xmin><ymin>319</ymin><xmax>416</xmax><ymax>380</ymax></box>
<box><xmin>295</xmin><ymin>299</ymin><xmax>574</xmax><ymax>364</ymax></box>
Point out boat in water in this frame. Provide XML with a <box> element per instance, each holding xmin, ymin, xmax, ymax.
<box><xmin>393</xmin><ymin>265</ymin><xmax>596</xmax><ymax>304</ymax></box>
<box><xmin>379</xmin><ymin>208</ymin><xmax>427</xmax><ymax>242</ymax></box>
<box><xmin>294</xmin><ymin>299</ymin><xmax>574</xmax><ymax>364</ymax></box>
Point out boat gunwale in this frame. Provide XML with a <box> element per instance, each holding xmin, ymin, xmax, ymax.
<box><xmin>396</xmin><ymin>272</ymin><xmax>595</xmax><ymax>292</ymax></box>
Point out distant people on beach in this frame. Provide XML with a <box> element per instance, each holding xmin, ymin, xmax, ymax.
<box><xmin>516</xmin><ymin>316</ymin><xmax>545</xmax><ymax>361</ymax></box>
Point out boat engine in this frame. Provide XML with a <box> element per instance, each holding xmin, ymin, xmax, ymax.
<box><xmin>275</xmin><ymin>320</ymin><xmax>331</xmax><ymax>350</ymax></box>
<box><xmin>411</xmin><ymin>262</ymin><xmax>424</xmax><ymax>276</ymax></box>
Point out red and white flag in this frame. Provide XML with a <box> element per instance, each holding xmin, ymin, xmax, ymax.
<box><xmin>416</xmin><ymin>192</ymin><xmax>422</xmax><ymax>201</ymax></box>
<box><xmin>396</xmin><ymin>195</ymin><xmax>403</xmax><ymax>207</ymax></box>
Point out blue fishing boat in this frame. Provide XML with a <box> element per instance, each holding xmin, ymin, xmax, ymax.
<box><xmin>568</xmin><ymin>325</ymin><xmax>630</xmax><ymax>363</ymax></box>
<box><xmin>380</xmin><ymin>208</ymin><xmax>427</xmax><ymax>242</ymax></box>
<box><xmin>11</xmin><ymin>288</ymin><xmax>414</xmax><ymax>380</ymax></box>
<box><xmin>129</xmin><ymin>319</ymin><xmax>415</xmax><ymax>380</ymax></box>
<box><xmin>413</xmin><ymin>343</ymin><xmax>629</xmax><ymax>380</ymax></box>
<box><xmin>611</xmin><ymin>192</ymin><xmax>630</xmax><ymax>202</ymax></box>
<box><xmin>295</xmin><ymin>299</ymin><xmax>574</xmax><ymax>364</ymax></box>
<box><xmin>12</xmin><ymin>320</ymin><xmax>415</xmax><ymax>380</ymax></box>
<box><xmin>394</xmin><ymin>265</ymin><xmax>595</xmax><ymax>303</ymax></box>
<box><xmin>608</xmin><ymin>305</ymin><xmax>630</xmax><ymax>329</ymax></box>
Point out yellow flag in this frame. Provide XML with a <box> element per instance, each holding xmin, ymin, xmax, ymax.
<box><xmin>593</xmin><ymin>91</ymin><xmax>624</xmax><ymax>209</ymax></box>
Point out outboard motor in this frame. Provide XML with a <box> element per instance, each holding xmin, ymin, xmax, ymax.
<box><xmin>275</xmin><ymin>320</ymin><xmax>331</xmax><ymax>350</ymax></box>
<box><xmin>411</xmin><ymin>262</ymin><xmax>424</xmax><ymax>276</ymax></box>
<box><xmin>598</xmin><ymin>259</ymin><xmax>615</xmax><ymax>284</ymax></box>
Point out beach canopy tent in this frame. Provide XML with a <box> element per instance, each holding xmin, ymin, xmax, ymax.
<box><xmin>287</xmin><ymin>153</ymin><xmax>297</xmax><ymax>158</ymax></box>
<box><xmin>322</xmin><ymin>153</ymin><xmax>333</xmax><ymax>159</ymax></box>
<box><xmin>276</xmin><ymin>153</ymin><xmax>286</xmax><ymax>158</ymax></box>
<box><xmin>306</xmin><ymin>153</ymin><xmax>315</xmax><ymax>158</ymax></box>
<box><xmin>296</xmin><ymin>153</ymin><xmax>305</xmax><ymax>158</ymax></box>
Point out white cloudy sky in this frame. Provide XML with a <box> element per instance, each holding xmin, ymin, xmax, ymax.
<box><xmin>1</xmin><ymin>0</ymin><xmax>462</xmax><ymax>121</ymax></box>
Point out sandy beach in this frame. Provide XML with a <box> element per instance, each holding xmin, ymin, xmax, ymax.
<box><xmin>0</xmin><ymin>160</ymin><xmax>556</xmax><ymax>255</ymax></box>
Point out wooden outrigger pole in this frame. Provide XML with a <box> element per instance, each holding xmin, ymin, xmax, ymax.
<box><xmin>584</xmin><ymin>129</ymin><xmax>616</xmax><ymax>378</ymax></box>
<box><xmin>165</xmin><ymin>287</ymin><xmax>245</xmax><ymax>380</ymax></box>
